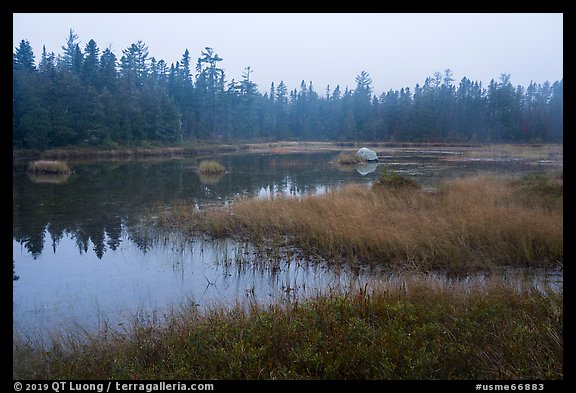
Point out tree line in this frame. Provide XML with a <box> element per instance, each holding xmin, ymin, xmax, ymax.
<box><xmin>13</xmin><ymin>30</ymin><xmax>563</xmax><ymax>149</ymax></box>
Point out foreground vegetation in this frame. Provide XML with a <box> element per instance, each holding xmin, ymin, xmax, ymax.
<box><xmin>158</xmin><ymin>172</ymin><xmax>562</xmax><ymax>272</ymax></box>
<box><xmin>13</xmin><ymin>276</ymin><xmax>562</xmax><ymax>380</ymax></box>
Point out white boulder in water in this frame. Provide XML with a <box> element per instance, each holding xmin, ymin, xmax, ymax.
<box><xmin>356</xmin><ymin>147</ymin><xmax>378</xmax><ymax>161</ymax></box>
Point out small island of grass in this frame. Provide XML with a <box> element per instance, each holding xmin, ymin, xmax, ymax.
<box><xmin>27</xmin><ymin>160</ymin><xmax>72</xmax><ymax>175</ymax></box>
<box><xmin>334</xmin><ymin>152</ymin><xmax>366</xmax><ymax>165</ymax></box>
<box><xmin>198</xmin><ymin>160</ymin><xmax>226</xmax><ymax>175</ymax></box>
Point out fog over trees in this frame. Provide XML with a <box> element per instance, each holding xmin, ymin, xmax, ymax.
<box><xmin>13</xmin><ymin>32</ymin><xmax>563</xmax><ymax>149</ymax></box>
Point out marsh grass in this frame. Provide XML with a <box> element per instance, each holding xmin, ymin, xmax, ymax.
<box><xmin>461</xmin><ymin>144</ymin><xmax>563</xmax><ymax>160</ymax></box>
<box><xmin>158</xmin><ymin>176</ymin><xmax>563</xmax><ymax>271</ymax></box>
<box><xmin>158</xmin><ymin>173</ymin><xmax>562</xmax><ymax>272</ymax></box>
<box><xmin>197</xmin><ymin>160</ymin><xmax>226</xmax><ymax>175</ymax></box>
<box><xmin>13</xmin><ymin>277</ymin><xmax>562</xmax><ymax>379</ymax></box>
<box><xmin>512</xmin><ymin>171</ymin><xmax>563</xmax><ymax>211</ymax></box>
<box><xmin>37</xmin><ymin>145</ymin><xmax>234</xmax><ymax>160</ymax></box>
<box><xmin>27</xmin><ymin>160</ymin><xmax>72</xmax><ymax>174</ymax></box>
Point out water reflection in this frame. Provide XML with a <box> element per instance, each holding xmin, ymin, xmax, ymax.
<box><xmin>13</xmin><ymin>151</ymin><xmax>561</xmax><ymax>259</ymax></box>
<box><xmin>12</xmin><ymin>228</ymin><xmax>372</xmax><ymax>339</ymax></box>
<box><xmin>27</xmin><ymin>172</ymin><xmax>72</xmax><ymax>184</ymax></box>
<box><xmin>13</xmin><ymin>153</ymin><xmax>363</xmax><ymax>258</ymax></box>
<box><xmin>13</xmin><ymin>149</ymin><xmax>563</xmax><ymax>339</ymax></box>
<box><xmin>356</xmin><ymin>162</ymin><xmax>378</xmax><ymax>175</ymax></box>
<box><xmin>255</xmin><ymin>176</ymin><xmax>330</xmax><ymax>199</ymax></box>
<box><xmin>13</xmin><ymin>228</ymin><xmax>562</xmax><ymax>342</ymax></box>
<box><xmin>198</xmin><ymin>172</ymin><xmax>226</xmax><ymax>185</ymax></box>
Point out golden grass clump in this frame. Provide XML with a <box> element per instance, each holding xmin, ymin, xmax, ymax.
<box><xmin>373</xmin><ymin>170</ymin><xmax>420</xmax><ymax>190</ymax></box>
<box><xmin>27</xmin><ymin>160</ymin><xmax>71</xmax><ymax>174</ymax></box>
<box><xmin>197</xmin><ymin>160</ymin><xmax>226</xmax><ymax>175</ymax></box>
<box><xmin>334</xmin><ymin>152</ymin><xmax>366</xmax><ymax>165</ymax></box>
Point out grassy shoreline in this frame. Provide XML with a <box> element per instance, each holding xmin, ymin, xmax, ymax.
<box><xmin>12</xmin><ymin>141</ymin><xmax>563</xmax><ymax>161</ymax></box>
<box><xmin>13</xmin><ymin>277</ymin><xmax>562</xmax><ymax>380</ymax></box>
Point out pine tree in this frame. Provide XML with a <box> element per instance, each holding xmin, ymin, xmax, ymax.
<box><xmin>38</xmin><ymin>45</ymin><xmax>56</xmax><ymax>76</ymax></box>
<box><xmin>60</xmin><ymin>29</ymin><xmax>80</xmax><ymax>72</ymax></box>
<box><xmin>13</xmin><ymin>40</ymin><xmax>36</xmax><ymax>72</ymax></box>
<box><xmin>120</xmin><ymin>41</ymin><xmax>149</xmax><ymax>87</ymax></box>
<box><xmin>81</xmin><ymin>39</ymin><xmax>100</xmax><ymax>86</ymax></box>
<box><xmin>275</xmin><ymin>81</ymin><xmax>289</xmax><ymax>139</ymax></box>
<box><xmin>99</xmin><ymin>47</ymin><xmax>117</xmax><ymax>89</ymax></box>
<box><xmin>353</xmin><ymin>71</ymin><xmax>373</xmax><ymax>140</ymax></box>
<box><xmin>180</xmin><ymin>49</ymin><xmax>192</xmax><ymax>85</ymax></box>
<box><xmin>72</xmin><ymin>44</ymin><xmax>83</xmax><ymax>74</ymax></box>
<box><xmin>196</xmin><ymin>47</ymin><xmax>225</xmax><ymax>137</ymax></box>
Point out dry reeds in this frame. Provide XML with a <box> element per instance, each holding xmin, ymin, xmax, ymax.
<box><xmin>334</xmin><ymin>152</ymin><xmax>366</xmax><ymax>165</ymax></box>
<box><xmin>197</xmin><ymin>160</ymin><xmax>226</xmax><ymax>175</ymax></box>
<box><xmin>373</xmin><ymin>170</ymin><xmax>420</xmax><ymax>190</ymax></box>
<box><xmin>27</xmin><ymin>160</ymin><xmax>71</xmax><ymax>174</ymax></box>
<box><xmin>159</xmin><ymin>173</ymin><xmax>562</xmax><ymax>272</ymax></box>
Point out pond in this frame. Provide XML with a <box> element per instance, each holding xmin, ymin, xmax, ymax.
<box><xmin>13</xmin><ymin>147</ymin><xmax>563</xmax><ymax>341</ymax></box>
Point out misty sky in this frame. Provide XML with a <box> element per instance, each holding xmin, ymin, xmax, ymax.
<box><xmin>13</xmin><ymin>13</ymin><xmax>563</xmax><ymax>96</ymax></box>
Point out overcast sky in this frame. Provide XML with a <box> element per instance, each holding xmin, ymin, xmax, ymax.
<box><xmin>13</xmin><ymin>13</ymin><xmax>563</xmax><ymax>95</ymax></box>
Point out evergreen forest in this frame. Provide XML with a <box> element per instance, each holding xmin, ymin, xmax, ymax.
<box><xmin>13</xmin><ymin>31</ymin><xmax>563</xmax><ymax>150</ymax></box>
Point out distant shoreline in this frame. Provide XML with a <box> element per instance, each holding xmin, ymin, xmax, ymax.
<box><xmin>12</xmin><ymin>141</ymin><xmax>563</xmax><ymax>161</ymax></box>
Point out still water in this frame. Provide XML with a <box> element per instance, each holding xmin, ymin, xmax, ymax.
<box><xmin>13</xmin><ymin>148</ymin><xmax>563</xmax><ymax>340</ymax></box>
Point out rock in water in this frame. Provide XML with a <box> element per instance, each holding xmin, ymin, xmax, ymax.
<box><xmin>356</xmin><ymin>147</ymin><xmax>378</xmax><ymax>161</ymax></box>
